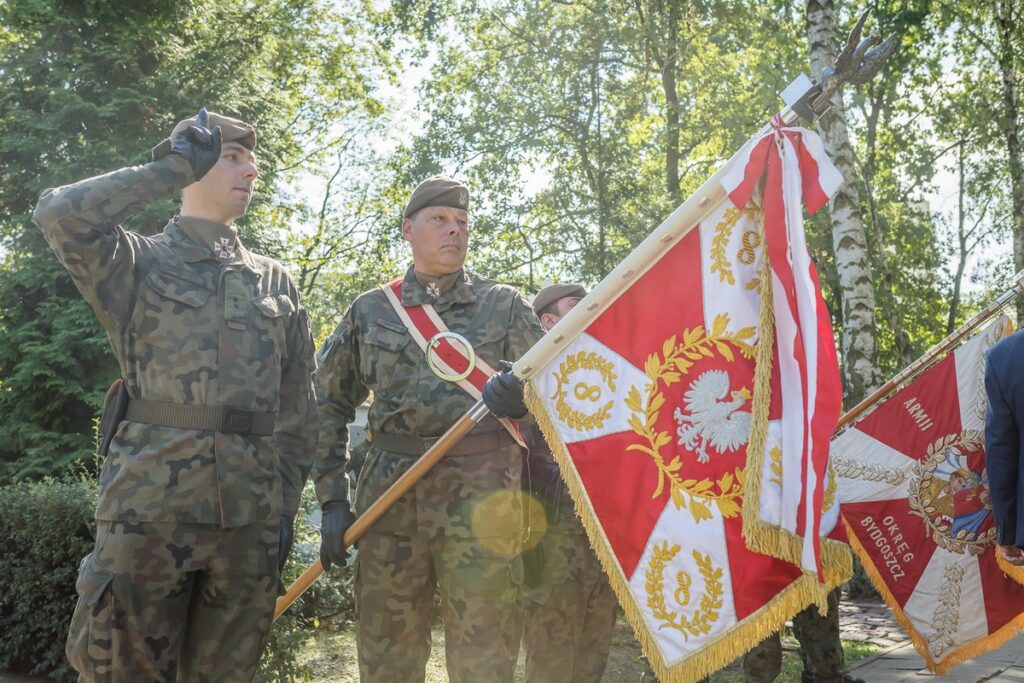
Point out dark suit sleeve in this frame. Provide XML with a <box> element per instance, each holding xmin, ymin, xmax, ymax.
<box><xmin>985</xmin><ymin>350</ymin><xmax>1020</xmax><ymax>546</ymax></box>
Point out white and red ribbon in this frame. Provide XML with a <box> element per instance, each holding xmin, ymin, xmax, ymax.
<box><xmin>721</xmin><ymin>114</ymin><xmax>844</xmax><ymax>577</ymax></box>
<box><xmin>381</xmin><ymin>278</ymin><xmax>526</xmax><ymax>447</ymax></box>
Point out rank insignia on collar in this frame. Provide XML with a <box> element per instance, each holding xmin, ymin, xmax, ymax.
<box><xmin>215</xmin><ymin>237</ymin><xmax>235</xmax><ymax>259</ymax></box>
<box><xmin>426</xmin><ymin>282</ymin><xmax>440</xmax><ymax>299</ymax></box>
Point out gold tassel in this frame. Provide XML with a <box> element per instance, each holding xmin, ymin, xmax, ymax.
<box><xmin>740</xmin><ymin>211</ymin><xmax>852</xmax><ymax>587</ymax></box>
<box><xmin>526</xmin><ymin>383</ymin><xmax>850</xmax><ymax>683</ymax></box>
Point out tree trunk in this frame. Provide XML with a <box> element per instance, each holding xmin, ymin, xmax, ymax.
<box><xmin>948</xmin><ymin>140</ymin><xmax>968</xmax><ymax>335</ymax></box>
<box><xmin>806</xmin><ymin>0</ymin><xmax>883</xmax><ymax>405</ymax></box>
<box><xmin>662</xmin><ymin>0</ymin><xmax>681</xmax><ymax>203</ymax></box>
<box><xmin>995</xmin><ymin>0</ymin><xmax>1024</xmax><ymax>321</ymax></box>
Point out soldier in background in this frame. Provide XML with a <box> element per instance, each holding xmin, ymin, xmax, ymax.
<box><xmin>521</xmin><ymin>283</ymin><xmax>618</xmax><ymax>683</ymax></box>
<box><xmin>314</xmin><ymin>175</ymin><xmax>544</xmax><ymax>682</ymax></box>
<box><xmin>34</xmin><ymin>109</ymin><xmax>317</xmax><ymax>681</ymax></box>
<box><xmin>742</xmin><ymin>588</ymin><xmax>864</xmax><ymax>683</ymax></box>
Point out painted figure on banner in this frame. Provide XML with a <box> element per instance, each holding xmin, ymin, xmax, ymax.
<box><xmin>922</xmin><ymin>448</ymin><xmax>991</xmax><ymax>539</ymax></box>
<box><xmin>312</xmin><ymin>174</ymin><xmax>544</xmax><ymax>683</ymax></box>
<box><xmin>836</xmin><ymin>315</ymin><xmax>1024</xmax><ymax>673</ymax></box>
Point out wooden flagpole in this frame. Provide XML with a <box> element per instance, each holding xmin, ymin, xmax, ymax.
<box><xmin>835</xmin><ymin>270</ymin><xmax>1024</xmax><ymax>431</ymax></box>
<box><xmin>274</xmin><ymin>402</ymin><xmax>488</xmax><ymax>620</ymax></box>
<box><xmin>275</xmin><ymin>62</ymin><xmax>895</xmax><ymax>620</ymax></box>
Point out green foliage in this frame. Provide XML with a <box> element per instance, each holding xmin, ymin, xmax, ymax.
<box><xmin>258</xmin><ymin>484</ymin><xmax>356</xmax><ymax>682</ymax></box>
<box><xmin>0</xmin><ymin>0</ymin><xmax>389</xmax><ymax>480</ymax></box>
<box><xmin>380</xmin><ymin>0</ymin><xmax>808</xmax><ymax>291</ymax></box>
<box><xmin>0</xmin><ymin>479</ymin><xmax>97</xmax><ymax>681</ymax></box>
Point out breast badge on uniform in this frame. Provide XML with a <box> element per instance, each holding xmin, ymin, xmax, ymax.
<box><xmin>215</xmin><ymin>237</ymin><xmax>235</xmax><ymax>259</ymax></box>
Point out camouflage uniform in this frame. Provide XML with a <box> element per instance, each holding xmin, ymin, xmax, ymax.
<box><xmin>33</xmin><ymin>153</ymin><xmax>317</xmax><ymax>681</ymax></box>
<box><xmin>743</xmin><ymin>588</ymin><xmax>855</xmax><ymax>683</ymax></box>
<box><xmin>314</xmin><ymin>266</ymin><xmax>544</xmax><ymax>683</ymax></box>
<box><xmin>521</xmin><ymin>425</ymin><xmax>617</xmax><ymax>683</ymax></box>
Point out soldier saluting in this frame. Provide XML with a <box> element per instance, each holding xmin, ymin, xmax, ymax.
<box><xmin>313</xmin><ymin>175</ymin><xmax>543</xmax><ymax>682</ymax></box>
<box><xmin>33</xmin><ymin>109</ymin><xmax>317</xmax><ymax>681</ymax></box>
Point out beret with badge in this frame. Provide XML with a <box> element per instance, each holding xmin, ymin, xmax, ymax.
<box><xmin>404</xmin><ymin>175</ymin><xmax>470</xmax><ymax>218</ymax></box>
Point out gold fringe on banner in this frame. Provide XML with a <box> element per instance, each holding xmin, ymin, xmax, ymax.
<box><xmin>739</xmin><ymin>213</ymin><xmax>852</xmax><ymax>596</ymax></box>
<box><xmin>844</xmin><ymin>518</ymin><xmax>1024</xmax><ymax>675</ymax></box>
<box><xmin>526</xmin><ymin>383</ymin><xmax>849</xmax><ymax>683</ymax></box>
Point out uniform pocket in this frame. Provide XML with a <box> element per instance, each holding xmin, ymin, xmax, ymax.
<box><xmin>131</xmin><ymin>267</ymin><xmax>214</xmax><ymax>350</ymax></box>
<box><xmin>66</xmin><ymin>554</ymin><xmax>114</xmax><ymax>679</ymax></box>
<box><xmin>249</xmin><ymin>293</ymin><xmax>293</xmax><ymax>360</ymax></box>
<box><xmin>361</xmin><ymin>320</ymin><xmax>411</xmax><ymax>393</ymax></box>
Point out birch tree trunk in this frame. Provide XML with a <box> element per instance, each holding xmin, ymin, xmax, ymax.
<box><xmin>995</xmin><ymin>0</ymin><xmax>1024</xmax><ymax>321</ymax></box>
<box><xmin>806</xmin><ymin>0</ymin><xmax>883</xmax><ymax>404</ymax></box>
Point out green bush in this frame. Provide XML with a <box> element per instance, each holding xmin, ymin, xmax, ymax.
<box><xmin>257</xmin><ymin>484</ymin><xmax>356</xmax><ymax>682</ymax></box>
<box><xmin>0</xmin><ymin>479</ymin><xmax>97</xmax><ymax>681</ymax></box>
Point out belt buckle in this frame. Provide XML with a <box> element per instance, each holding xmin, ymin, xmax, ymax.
<box><xmin>422</xmin><ymin>435</ymin><xmax>441</xmax><ymax>450</ymax></box>
<box><xmin>222</xmin><ymin>408</ymin><xmax>254</xmax><ymax>434</ymax></box>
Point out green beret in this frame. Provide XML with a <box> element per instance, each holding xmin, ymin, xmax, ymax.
<box><xmin>404</xmin><ymin>175</ymin><xmax>470</xmax><ymax>218</ymax></box>
<box><xmin>533</xmin><ymin>283</ymin><xmax>587</xmax><ymax>314</ymax></box>
<box><xmin>152</xmin><ymin>111</ymin><xmax>256</xmax><ymax>161</ymax></box>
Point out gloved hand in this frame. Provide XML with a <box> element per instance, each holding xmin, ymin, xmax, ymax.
<box><xmin>170</xmin><ymin>107</ymin><xmax>222</xmax><ymax>181</ymax></box>
<box><xmin>482</xmin><ymin>360</ymin><xmax>528</xmax><ymax>419</ymax></box>
<box><xmin>277</xmin><ymin>514</ymin><xmax>294</xmax><ymax>576</ymax></box>
<box><xmin>320</xmin><ymin>501</ymin><xmax>356</xmax><ymax>570</ymax></box>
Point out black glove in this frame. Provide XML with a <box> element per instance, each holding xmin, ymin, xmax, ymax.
<box><xmin>320</xmin><ymin>501</ymin><xmax>356</xmax><ymax>570</ymax></box>
<box><xmin>170</xmin><ymin>107</ymin><xmax>222</xmax><ymax>181</ymax></box>
<box><xmin>482</xmin><ymin>360</ymin><xmax>528</xmax><ymax>419</ymax></box>
<box><xmin>277</xmin><ymin>514</ymin><xmax>294</xmax><ymax>576</ymax></box>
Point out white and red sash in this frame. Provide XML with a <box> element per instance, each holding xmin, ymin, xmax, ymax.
<box><xmin>381</xmin><ymin>278</ymin><xmax>526</xmax><ymax>447</ymax></box>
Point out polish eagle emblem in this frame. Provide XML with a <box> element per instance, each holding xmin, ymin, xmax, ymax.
<box><xmin>673</xmin><ymin>370</ymin><xmax>752</xmax><ymax>463</ymax></box>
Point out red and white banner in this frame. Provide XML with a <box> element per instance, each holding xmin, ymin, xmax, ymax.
<box><xmin>722</xmin><ymin>114</ymin><xmax>845</xmax><ymax>576</ymax></box>
<box><xmin>833</xmin><ymin>316</ymin><xmax>1024</xmax><ymax>673</ymax></box>
<box><xmin>525</xmin><ymin>116</ymin><xmax>850</xmax><ymax>682</ymax></box>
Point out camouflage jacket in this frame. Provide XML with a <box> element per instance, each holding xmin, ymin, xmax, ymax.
<box><xmin>523</xmin><ymin>423</ymin><xmax>585</xmax><ymax>536</ymax></box>
<box><xmin>313</xmin><ymin>266</ymin><xmax>544</xmax><ymax>511</ymax></box>
<box><xmin>33</xmin><ymin>154</ymin><xmax>317</xmax><ymax>528</ymax></box>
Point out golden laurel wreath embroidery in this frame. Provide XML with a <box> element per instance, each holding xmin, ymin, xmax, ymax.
<box><xmin>907</xmin><ymin>430</ymin><xmax>994</xmax><ymax>556</ymax></box>
<box><xmin>549</xmin><ymin>351</ymin><xmax>618</xmax><ymax>431</ymax></box>
<box><xmin>645</xmin><ymin>541</ymin><xmax>724</xmax><ymax>640</ymax></box>
<box><xmin>625</xmin><ymin>313</ymin><xmax>754</xmax><ymax>523</ymax></box>
<box><xmin>768</xmin><ymin>446</ymin><xmax>783</xmax><ymax>486</ymax></box>
<box><xmin>822</xmin><ymin>463</ymin><xmax>837</xmax><ymax>513</ymax></box>
<box><xmin>709</xmin><ymin>207</ymin><xmax>760</xmax><ymax>286</ymax></box>
<box><xmin>928</xmin><ymin>562</ymin><xmax>964</xmax><ymax>658</ymax></box>
<box><xmin>833</xmin><ymin>458</ymin><xmax>907</xmax><ymax>485</ymax></box>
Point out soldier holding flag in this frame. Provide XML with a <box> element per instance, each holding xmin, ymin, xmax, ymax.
<box><xmin>313</xmin><ymin>175</ymin><xmax>544</xmax><ymax>682</ymax></box>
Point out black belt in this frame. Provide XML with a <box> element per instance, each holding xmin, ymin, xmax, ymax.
<box><xmin>125</xmin><ymin>398</ymin><xmax>276</xmax><ymax>436</ymax></box>
<box><xmin>372</xmin><ymin>429</ymin><xmax>518</xmax><ymax>456</ymax></box>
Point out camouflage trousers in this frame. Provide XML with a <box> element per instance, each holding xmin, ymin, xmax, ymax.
<box><xmin>354</xmin><ymin>529</ymin><xmax>523</xmax><ymax>683</ymax></box>
<box><xmin>66</xmin><ymin>520</ymin><xmax>279</xmax><ymax>682</ymax></box>
<box><xmin>742</xmin><ymin>588</ymin><xmax>847</xmax><ymax>683</ymax></box>
<box><xmin>521</xmin><ymin>531</ymin><xmax>617</xmax><ymax>683</ymax></box>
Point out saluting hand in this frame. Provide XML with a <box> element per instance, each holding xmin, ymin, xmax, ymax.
<box><xmin>170</xmin><ymin>107</ymin><xmax>222</xmax><ymax>181</ymax></box>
